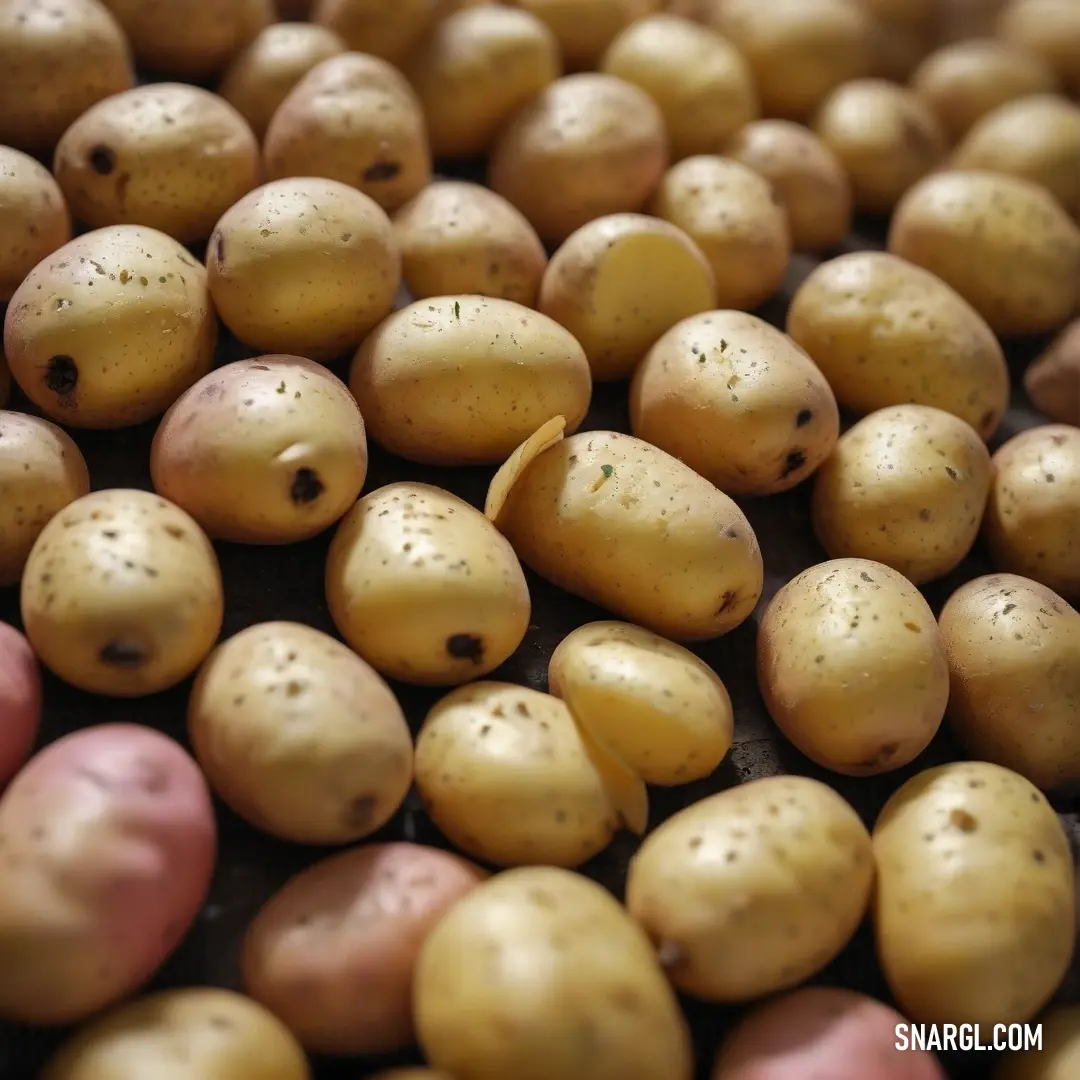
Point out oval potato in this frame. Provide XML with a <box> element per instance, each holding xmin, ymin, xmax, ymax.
<box><xmin>993</xmin><ymin>1004</ymin><xmax>1080</xmax><ymax>1080</ymax></box>
<box><xmin>996</xmin><ymin>0</ymin><xmax>1080</xmax><ymax>98</ymax></box>
<box><xmin>0</xmin><ymin>622</ymin><xmax>41</xmax><ymax>789</ymax></box>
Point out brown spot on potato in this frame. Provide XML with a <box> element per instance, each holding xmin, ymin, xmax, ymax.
<box><xmin>115</xmin><ymin>171</ymin><xmax>131</xmax><ymax>210</ymax></box>
<box><xmin>290</xmin><ymin>468</ymin><xmax>324</xmax><ymax>504</ymax></box>
<box><xmin>949</xmin><ymin>808</ymin><xmax>977</xmax><ymax>833</ymax></box>
<box><xmin>857</xmin><ymin>742</ymin><xmax>900</xmax><ymax>769</ymax></box>
<box><xmin>214</xmin><ymin>232</ymin><xmax>225</xmax><ymax>265</ymax></box>
<box><xmin>779</xmin><ymin>448</ymin><xmax>807</xmax><ymax>479</ymax></box>
<box><xmin>716</xmin><ymin>590</ymin><xmax>737</xmax><ymax>614</ymax></box>
<box><xmin>363</xmin><ymin>160</ymin><xmax>401</xmax><ymax>182</ymax></box>
<box><xmin>343</xmin><ymin>794</ymin><xmax>377</xmax><ymax>831</ymax></box>
<box><xmin>89</xmin><ymin>145</ymin><xmax>115</xmax><ymax>175</ymax></box>
<box><xmin>796</xmin><ymin>409</ymin><xmax>813</xmax><ymax>427</ymax></box>
<box><xmin>44</xmin><ymin>355</ymin><xmax>78</xmax><ymax>397</ymax></box>
<box><xmin>446</xmin><ymin>633</ymin><xmax>484</xmax><ymax>664</ymax></box>
<box><xmin>99</xmin><ymin>640</ymin><xmax>147</xmax><ymax>668</ymax></box>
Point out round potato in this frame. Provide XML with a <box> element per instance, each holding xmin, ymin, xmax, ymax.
<box><xmin>538</xmin><ymin>213</ymin><xmax>716</xmax><ymax>382</ymax></box>
<box><xmin>812</xmin><ymin>404</ymin><xmax>993</xmax><ymax>584</ymax></box>
<box><xmin>392</xmin><ymin>181</ymin><xmax>547</xmax><ymax>306</ymax></box>
<box><xmin>488</xmin><ymin>72</ymin><xmax>669</xmax><ymax>244</ymax></box>
<box><xmin>39</xmin><ymin>987</ymin><xmax>310</xmax><ymax>1080</ymax></box>
<box><xmin>983</xmin><ymin>425</ymin><xmax>1080</xmax><ymax>600</ymax></box>
<box><xmin>0</xmin><ymin>724</ymin><xmax>216</xmax><ymax>1024</ymax></box>
<box><xmin>0</xmin><ymin>411</ymin><xmax>90</xmax><ymax>586</ymax></box>
<box><xmin>326</xmin><ymin>482</ymin><xmax>531</xmax><ymax>685</ymax></box>
<box><xmin>996</xmin><ymin>0</ymin><xmax>1080</xmax><ymax>97</ymax></box>
<box><xmin>242</xmin><ymin>843</ymin><xmax>485</xmax><ymax>1055</ymax></box>
<box><xmin>415</xmin><ymin>865</ymin><xmax>693</xmax><ymax>1080</ymax></box>
<box><xmin>873</xmin><ymin>760</ymin><xmax>1076</xmax><ymax>1024</ymax></box>
<box><xmin>888</xmin><ymin>170</ymin><xmax>1080</xmax><ymax>337</ymax></box>
<box><xmin>0</xmin><ymin>622</ymin><xmax>41</xmax><ymax>789</ymax></box>
<box><xmin>722</xmin><ymin>120</ymin><xmax>852</xmax><ymax>252</ymax></box>
<box><xmin>757</xmin><ymin>558</ymin><xmax>949</xmax><ymax>774</ymax></box>
<box><xmin>630</xmin><ymin>310</ymin><xmax>840</xmax><ymax>496</ymax></box>
<box><xmin>626</xmin><ymin>775</ymin><xmax>873</xmax><ymax>1002</ymax></box>
<box><xmin>312</xmin><ymin>0</ymin><xmax>458</xmax><ymax>64</ymax></box>
<box><xmin>993</xmin><ymin>1004</ymin><xmax>1080</xmax><ymax>1080</ymax></box>
<box><xmin>207</xmin><ymin>178</ymin><xmax>399</xmax><ymax>361</ymax></box>
<box><xmin>21</xmin><ymin>489</ymin><xmax>224</xmax><ymax>698</ymax></box>
<box><xmin>786</xmin><ymin>251</ymin><xmax>1010</xmax><ymax>439</ymax></box>
<box><xmin>264</xmin><ymin>52</ymin><xmax>431</xmax><ymax>213</ymax></box>
<box><xmin>3</xmin><ymin>225</ymin><xmax>217</xmax><ymax>429</ymax></box>
<box><xmin>1025</xmin><ymin>318</ymin><xmax>1080</xmax><ymax>427</ymax></box>
<box><xmin>650</xmin><ymin>155</ymin><xmax>791</xmax><ymax>311</ymax></box>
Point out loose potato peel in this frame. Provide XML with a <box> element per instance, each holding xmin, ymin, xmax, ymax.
<box><xmin>484</xmin><ymin>413</ymin><xmax>566</xmax><ymax>523</ymax></box>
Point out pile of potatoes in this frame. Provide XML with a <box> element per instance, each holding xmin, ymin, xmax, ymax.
<box><xmin>2</xmin><ymin>0</ymin><xmax>1080</xmax><ymax>1078</ymax></box>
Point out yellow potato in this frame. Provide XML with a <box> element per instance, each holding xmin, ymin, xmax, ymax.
<box><xmin>538</xmin><ymin>213</ymin><xmax>716</xmax><ymax>382</ymax></box>
<box><xmin>757</xmin><ymin>558</ymin><xmax>949</xmax><ymax>775</ymax></box>
<box><xmin>630</xmin><ymin>310</ymin><xmax>840</xmax><ymax>496</ymax></box>
<box><xmin>993</xmin><ymin>1005</ymin><xmax>1080</xmax><ymax>1080</ymax></box>
<box><xmin>650</xmin><ymin>155</ymin><xmax>791</xmax><ymax>311</ymax></box>
<box><xmin>786</xmin><ymin>251</ymin><xmax>1010</xmax><ymax>438</ymax></box>
<box><xmin>312</xmin><ymin>0</ymin><xmax>459</xmax><ymax>64</ymax></box>
<box><xmin>996</xmin><ymin>0</ymin><xmax>1080</xmax><ymax>97</ymax></box>
<box><xmin>873</xmin><ymin>760</ymin><xmax>1076</xmax><ymax>1024</ymax></box>
<box><xmin>625</xmin><ymin>775</ymin><xmax>874</xmax><ymax>1002</ymax></box>
<box><xmin>812</xmin><ymin>404</ymin><xmax>992</xmax><ymax>584</ymax></box>
<box><xmin>1024</xmin><ymin>319</ymin><xmax>1080</xmax><ymax>426</ymax></box>
<box><xmin>488</xmin><ymin>72</ymin><xmax>669</xmax><ymax>244</ymax></box>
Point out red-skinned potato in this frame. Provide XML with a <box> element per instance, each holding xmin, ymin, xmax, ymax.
<box><xmin>0</xmin><ymin>622</ymin><xmax>41</xmax><ymax>789</ymax></box>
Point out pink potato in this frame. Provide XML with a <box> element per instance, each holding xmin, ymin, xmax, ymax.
<box><xmin>0</xmin><ymin>723</ymin><xmax>217</xmax><ymax>1025</ymax></box>
<box><xmin>0</xmin><ymin>622</ymin><xmax>41</xmax><ymax>787</ymax></box>
<box><xmin>241</xmin><ymin>842</ymin><xmax>487</xmax><ymax>1055</ymax></box>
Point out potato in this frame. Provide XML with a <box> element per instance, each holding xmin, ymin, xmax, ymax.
<box><xmin>757</xmin><ymin>558</ymin><xmax>948</xmax><ymax>774</ymax></box>
<box><xmin>3</xmin><ymin>225</ymin><xmax>217</xmax><ymax>429</ymax></box>
<box><xmin>0</xmin><ymin>723</ymin><xmax>216</xmax><ymax>1024</ymax></box>
<box><xmin>630</xmin><ymin>310</ymin><xmax>840</xmax><ymax>496</ymax></box>
<box><xmin>888</xmin><ymin>170</ymin><xmax>1080</xmax><ymax>337</ymax></box>
<box><xmin>20</xmin><ymin>489</ymin><xmax>224</xmax><ymax>698</ymax></box>
<box><xmin>983</xmin><ymin>425</ymin><xmax>1080</xmax><ymax>600</ymax></box>
<box><xmin>538</xmin><ymin>214</ymin><xmax>716</xmax><ymax>382</ymax></box>
<box><xmin>392</xmin><ymin>181</ymin><xmax>547</xmax><ymax>306</ymax></box>
<box><xmin>39</xmin><ymin>987</ymin><xmax>311</xmax><ymax>1080</ymax></box>
<box><xmin>488</xmin><ymin>72</ymin><xmax>669</xmax><ymax>244</ymax></box>
<box><xmin>812</xmin><ymin>404</ymin><xmax>993</xmax><ymax>584</ymax></box>
<box><xmin>873</xmin><ymin>760</ymin><xmax>1076</xmax><ymax>1024</ymax></box>
<box><xmin>994</xmin><ymin>1004</ymin><xmax>1080</xmax><ymax>1080</ymax></box>
<box><xmin>0</xmin><ymin>622</ymin><xmax>41</xmax><ymax>789</ymax></box>
<box><xmin>312</xmin><ymin>0</ymin><xmax>458</xmax><ymax>64</ymax></box>
<box><xmin>414</xmin><ymin>865</ymin><xmax>693</xmax><ymax>1080</ymax></box>
<box><xmin>786</xmin><ymin>251</ymin><xmax>1010</xmax><ymax>439</ymax></box>
<box><xmin>349</xmin><ymin>296</ymin><xmax>591</xmax><ymax>466</ymax></box>
<box><xmin>1025</xmin><ymin>319</ymin><xmax>1080</xmax><ymax>426</ymax></box>
<box><xmin>722</xmin><ymin>120</ymin><xmax>851</xmax><ymax>252</ymax></box>
<box><xmin>997</xmin><ymin>0</ymin><xmax>1080</xmax><ymax>97</ymax></box>
<box><xmin>0</xmin><ymin>0</ymin><xmax>134</xmax><ymax>154</ymax></box>
<box><xmin>490</xmin><ymin>427</ymin><xmax>764</xmax><ymax>640</ymax></box>
<box><xmin>207</xmin><ymin>179</ymin><xmax>399</xmax><ymax>362</ymax></box>
<box><xmin>863</xmin><ymin>15</ymin><xmax>933</xmax><ymax>83</ymax></box>
<box><xmin>649</xmin><ymin>156</ymin><xmax>791</xmax><ymax>312</ymax></box>
<box><xmin>326</xmin><ymin>482</ymin><xmax>530</xmax><ymax>685</ymax></box>
<box><xmin>242</xmin><ymin>843</ymin><xmax>485</xmax><ymax>1054</ymax></box>
<box><xmin>599</xmin><ymin>14</ymin><xmax>758</xmax><ymax>161</ymax></box>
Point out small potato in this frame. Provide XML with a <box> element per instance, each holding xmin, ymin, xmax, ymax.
<box><xmin>812</xmin><ymin>404</ymin><xmax>993</xmax><ymax>584</ymax></box>
<box><xmin>996</xmin><ymin>0</ymin><xmax>1080</xmax><ymax>98</ymax></box>
<box><xmin>600</xmin><ymin>14</ymin><xmax>758</xmax><ymax>161</ymax></box>
<box><xmin>349</xmin><ymin>296</ymin><xmax>591</xmax><ymax>466</ymax></box>
<box><xmin>312</xmin><ymin>0</ymin><xmax>458</xmax><ymax>64</ymax></box>
<box><xmin>264</xmin><ymin>52</ymin><xmax>432</xmax><ymax>213</ymax></box>
<box><xmin>888</xmin><ymin>170</ymin><xmax>1080</xmax><ymax>337</ymax></box>
<box><xmin>488</xmin><ymin>73</ymin><xmax>669</xmax><ymax>244</ymax></box>
<box><xmin>242</xmin><ymin>843</ymin><xmax>485</xmax><ymax>1054</ymax></box>
<box><xmin>873</xmin><ymin>760</ymin><xmax>1076</xmax><ymax>1024</ymax></box>
<box><xmin>0</xmin><ymin>622</ymin><xmax>41</xmax><ymax>789</ymax></box>
<box><xmin>994</xmin><ymin>1004</ymin><xmax>1080</xmax><ymax>1080</ymax></box>
<box><xmin>39</xmin><ymin>987</ymin><xmax>311</xmax><ymax>1080</ymax></box>
<box><xmin>0</xmin><ymin>724</ymin><xmax>216</xmax><ymax>1024</ymax></box>
<box><xmin>1025</xmin><ymin>319</ymin><xmax>1080</xmax><ymax>426</ymax></box>
<box><xmin>722</xmin><ymin>120</ymin><xmax>852</xmax><ymax>252</ymax></box>
<box><xmin>650</xmin><ymin>156</ymin><xmax>791</xmax><ymax>311</ymax></box>
<box><xmin>538</xmin><ymin>214</ymin><xmax>716</xmax><ymax>382</ymax></box>
<box><xmin>392</xmin><ymin>181</ymin><xmax>547</xmax><ymax>306</ymax></box>
<box><xmin>414</xmin><ymin>866</ymin><xmax>693</xmax><ymax>1080</ymax></box>
<box><xmin>326</xmin><ymin>483</ymin><xmax>530</xmax><ymax>685</ymax></box>
<box><xmin>983</xmin><ymin>425</ymin><xmax>1080</xmax><ymax>600</ymax></box>
<box><xmin>630</xmin><ymin>310</ymin><xmax>840</xmax><ymax>496</ymax></box>
<box><xmin>626</xmin><ymin>776</ymin><xmax>874</xmax><ymax>1002</ymax></box>
<box><xmin>20</xmin><ymin>489</ymin><xmax>224</xmax><ymax>698</ymax></box>
<box><xmin>786</xmin><ymin>251</ymin><xmax>1010</xmax><ymax>439</ymax></box>
<box><xmin>207</xmin><ymin>178</ymin><xmax>399</xmax><ymax>361</ymax></box>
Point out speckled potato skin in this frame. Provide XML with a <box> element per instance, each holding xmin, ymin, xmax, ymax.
<box><xmin>812</xmin><ymin>404</ymin><xmax>992</xmax><ymax>584</ymax></box>
<box><xmin>996</xmin><ymin>0</ymin><xmax>1080</xmax><ymax>98</ymax></box>
<box><xmin>630</xmin><ymin>310</ymin><xmax>840</xmax><ymax>496</ymax></box>
<box><xmin>888</xmin><ymin>170</ymin><xmax>1080</xmax><ymax>337</ymax></box>
<box><xmin>0</xmin><ymin>412</ymin><xmax>90</xmax><ymax>587</ymax></box>
<box><xmin>312</xmin><ymin>0</ymin><xmax>461</xmax><ymax>65</ymax></box>
<box><xmin>20</xmin><ymin>489</ymin><xmax>224</xmax><ymax>698</ymax></box>
<box><xmin>626</xmin><ymin>776</ymin><xmax>874</xmax><ymax>1002</ymax></box>
<box><xmin>873</xmin><ymin>760</ymin><xmax>1076</xmax><ymax>1025</ymax></box>
<box><xmin>786</xmin><ymin>251</ymin><xmax>1009</xmax><ymax>439</ymax></box>
<box><xmin>650</xmin><ymin>156</ymin><xmax>791</xmax><ymax>311</ymax></box>
<box><xmin>993</xmin><ymin>1005</ymin><xmax>1080</xmax><ymax>1080</ymax></box>
<box><xmin>242</xmin><ymin>843</ymin><xmax>485</xmax><ymax>1055</ymax></box>
<box><xmin>983</xmin><ymin>425</ymin><xmax>1080</xmax><ymax>600</ymax></box>
<box><xmin>414</xmin><ymin>866</ymin><xmax>694</xmax><ymax>1080</ymax></box>
<box><xmin>757</xmin><ymin>558</ymin><xmax>950</xmax><ymax>775</ymax></box>
<box><xmin>326</xmin><ymin>483</ymin><xmax>531</xmax><ymax>685</ymax></box>
<box><xmin>207</xmin><ymin>179</ymin><xmax>399</xmax><ymax>361</ymax></box>
<box><xmin>0</xmin><ymin>0</ymin><xmax>134</xmax><ymax>154</ymax></box>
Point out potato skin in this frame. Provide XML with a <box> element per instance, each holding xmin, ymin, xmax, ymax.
<box><xmin>312</xmin><ymin>0</ymin><xmax>459</xmax><ymax>64</ymax></box>
<box><xmin>1024</xmin><ymin>319</ymin><xmax>1080</xmax><ymax>426</ymax></box>
<box><xmin>242</xmin><ymin>843</ymin><xmax>485</xmax><ymax>1055</ymax></box>
<box><xmin>0</xmin><ymin>622</ymin><xmax>41</xmax><ymax>789</ymax></box>
<box><xmin>993</xmin><ymin>1004</ymin><xmax>1080</xmax><ymax>1080</ymax></box>
<box><xmin>873</xmin><ymin>760</ymin><xmax>1075</xmax><ymax>1024</ymax></box>
<box><xmin>996</xmin><ymin>0</ymin><xmax>1080</xmax><ymax>98</ymax></box>
<box><xmin>0</xmin><ymin>724</ymin><xmax>216</xmax><ymax>1024</ymax></box>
